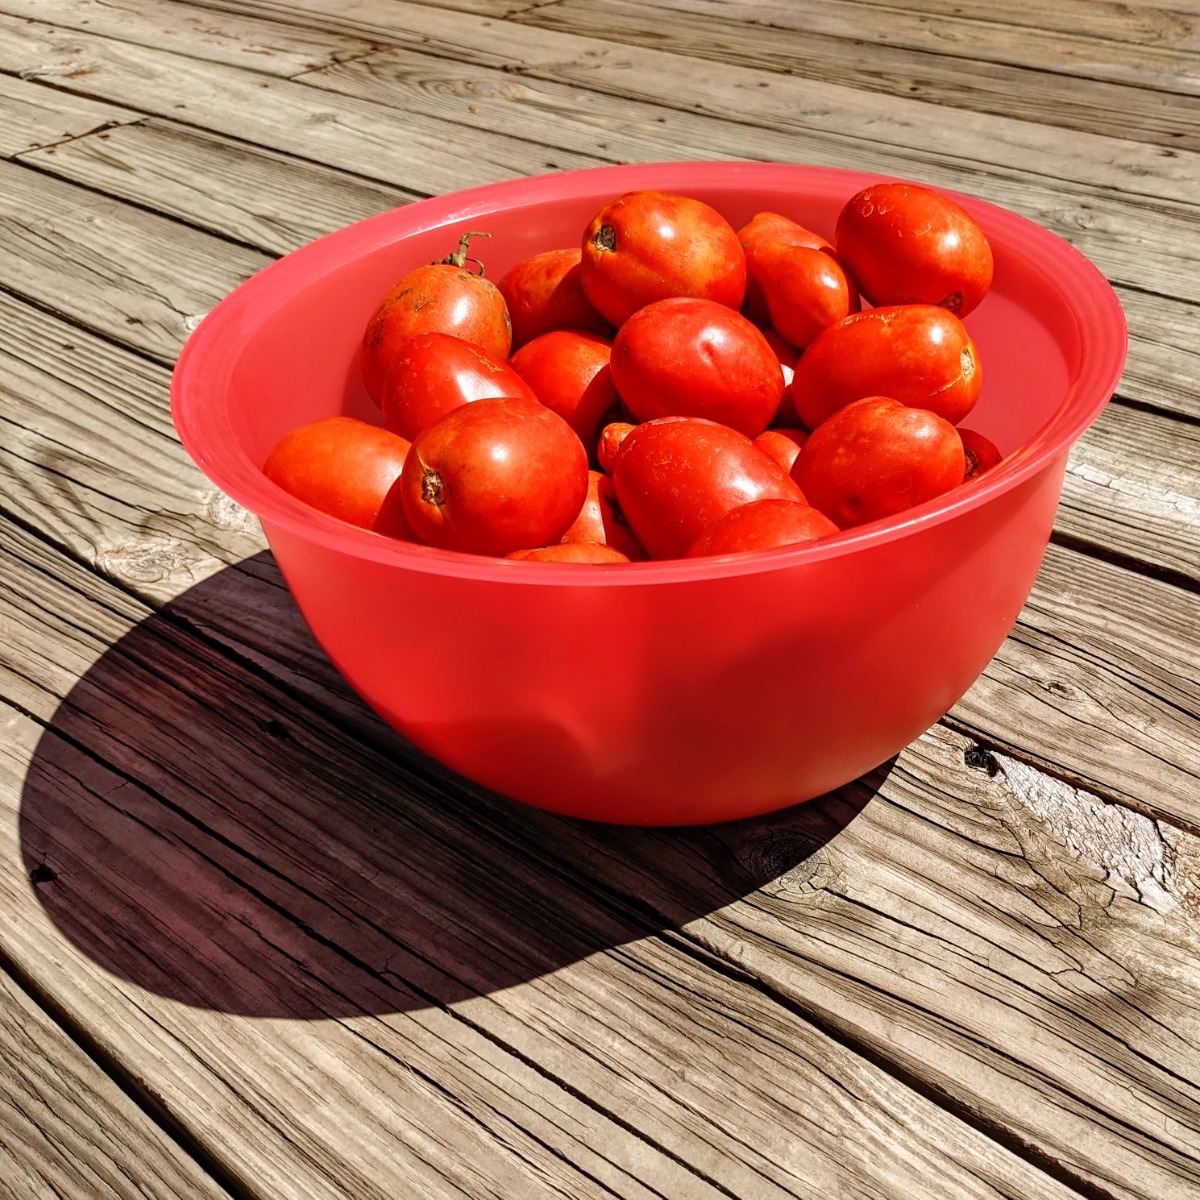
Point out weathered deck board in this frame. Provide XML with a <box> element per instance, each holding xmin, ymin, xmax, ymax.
<box><xmin>2</xmin><ymin>512</ymin><xmax>1198</xmax><ymax>1199</ymax></box>
<box><xmin>0</xmin><ymin>15</ymin><xmax>602</xmax><ymax>197</ymax></box>
<box><xmin>0</xmin><ymin>524</ymin><xmax>1092</xmax><ymax>1200</ymax></box>
<box><xmin>0</xmin><ymin>965</ymin><xmax>234</xmax><ymax>1200</ymax></box>
<box><xmin>0</xmin><ymin>72</ymin><xmax>139</xmax><ymax>158</ymax></box>
<box><xmin>0</xmin><ymin>0</ymin><xmax>379</xmax><ymax>76</ymax></box>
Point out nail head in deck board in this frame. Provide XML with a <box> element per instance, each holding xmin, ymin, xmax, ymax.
<box><xmin>0</xmin><ymin>72</ymin><xmax>140</xmax><ymax>158</ymax></box>
<box><xmin>0</xmin><ymin>967</ymin><xmax>236</xmax><ymax>1200</ymax></box>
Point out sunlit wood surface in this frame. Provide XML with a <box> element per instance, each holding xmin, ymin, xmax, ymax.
<box><xmin>2</xmin><ymin>2</ymin><xmax>1198</xmax><ymax>1197</ymax></box>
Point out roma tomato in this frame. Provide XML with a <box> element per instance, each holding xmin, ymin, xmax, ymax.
<box><xmin>743</xmin><ymin>239</ymin><xmax>860</xmax><ymax>351</ymax></box>
<box><xmin>579</xmin><ymin>190</ymin><xmax>747</xmax><ymax>326</ymax></box>
<box><xmin>959</xmin><ymin>427</ymin><xmax>1004</xmax><ymax>480</ymax></box>
<box><xmin>686</xmin><ymin>499</ymin><xmax>838</xmax><ymax>558</ymax></box>
<box><xmin>507</xmin><ymin>543</ymin><xmax>630</xmax><ymax>564</ymax></box>
<box><xmin>610</xmin><ymin>297</ymin><xmax>784</xmax><ymax>438</ymax></box>
<box><xmin>792</xmin><ymin>396</ymin><xmax>966</xmax><ymax>528</ymax></box>
<box><xmin>788</xmin><ymin>304</ymin><xmax>983</xmax><ymax>430</ymax></box>
<box><xmin>612</xmin><ymin>416</ymin><xmax>805</xmax><ymax>560</ymax></box>
<box><xmin>401</xmin><ymin>397</ymin><xmax>588</xmax><ymax>557</ymax></box>
<box><xmin>753</xmin><ymin>428</ymin><xmax>809</xmax><ymax>475</ymax></box>
<box><xmin>559</xmin><ymin>469</ymin><xmax>647</xmax><ymax>560</ymax></box>
<box><xmin>836</xmin><ymin>182</ymin><xmax>994</xmax><ymax>316</ymax></box>
<box><xmin>263</xmin><ymin>416</ymin><xmax>413</xmax><ymax>538</ymax></box>
<box><xmin>597</xmin><ymin>420</ymin><xmax>638</xmax><ymax>475</ymax></box>
<box><xmin>497</xmin><ymin>247</ymin><xmax>612</xmax><ymax>348</ymax></box>
<box><xmin>380</xmin><ymin>332</ymin><xmax>536</xmax><ymax>441</ymax></box>
<box><xmin>509</xmin><ymin>330</ymin><xmax>620</xmax><ymax>453</ymax></box>
<box><xmin>738</xmin><ymin>212</ymin><xmax>836</xmax><ymax>327</ymax></box>
<box><xmin>361</xmin><ymin>231</ymin><xmax>512</xmax><ymax>403</ymax></box>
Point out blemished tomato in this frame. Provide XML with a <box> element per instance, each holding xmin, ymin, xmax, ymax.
<box><xmin>959</xmin><ymin>427</ymin><xmax>1004</xmax><ymax>480</ymax></box>
<box><xmin>753</xmin><ymin>428</ymin><xmax>810</xmax><ymax>475</ymax></box>
<box><xmin>792</xmin><ymin>396</ymin><xmax>966</xmax><ymax>528</ymax></box>
<box><xmin>263</xmin><ymin>416</ymin><xmax>413</xmax><ymax>538</ymax></box>
<box><xmin>507</xmin><ymin>542</ymin><xmax>630</xmax><ymax>564</ymax></box>
<box><xmin>559</xmin><ymin>470</ymin><xmax>647</xmax><ymax>560</ymax></box>
<box><xmin>401</xmin><ymin>397</ymin><xmax>588</xmax><ymax>556</ymax></box>
<box><xmin>836</xmin><ymin>182</ymin><xmax>994</xmax><ymax>316</ymax></box>
<box><xmin>579</xmin><ymin>190</ymin><xmax>747</xmax><ymax>326</ymax></box>
<box><xmin>686</xmin><ymin>498</ymin><xmax>838</xmax><ymax>558</ymax></box>
<box><xmin>609</xmin><ymin>297</ymin><xmax>784</xmax><ymax>438</ymax></box>
<box><xmin>497</xmin><ymin>248</ymin><xmax>612</xmax><ymax>349</ymax></box>
<box><xmin>361</xmin><ymin>231</ymin><xmax>512</xmax><ymax>404</ymax></box>
<box><xmin>380</xmin><ymin>332</ymin><xmax>536</xmax><ymax>441</ymax></box>
<box><xmin>743</xmin><ymin>239</ymin><xmax>860</xmax><ymax>351</ymax></box>
<box><xmin>509</xmin><ymin>330</ymin><xmax>621</xmax><ymax>453</ymax></box>
<box><xmin>787</xmin><ymin>304</ymin><xmax>983</xmax><ymax>430</ymax></box>
<box><xmin>612</xmin><ymin>416</ymin><xmax>806</xmax><ymax>560</ymax></box>
<box><xmin>597</xmin><ymin>421</ymin><xmax>638</xmax><ymax>475</ymax></box>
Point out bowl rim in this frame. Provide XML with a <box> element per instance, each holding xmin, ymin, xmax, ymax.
<box><xmin>171</xmin><ymin>160</ymin><xmax>1128</xmax><ymax>585</ymax></box>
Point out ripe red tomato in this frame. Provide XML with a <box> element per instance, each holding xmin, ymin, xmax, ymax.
<box><xmin>509</xmin><ymin>330</ymin><xmax>621</xmax><ymax>453</ymax></box>
<box><xmin>263</xmin><ymin>416</ymin><xmax>413</xmax><ymax>538</ymax></box>
<box><xmin>836</xmin><ymin>182</ymin><xmax>993</xmax><ymax>316</ymax></box>
<box><xmin>959</xmin><ymin>428</ymin><xmax>1004</xmax><ymax>480</ymax></box>
<box><xmin>579</xmin><ymin>190</ymin><xmax>747</xmax><ymax>326</ymax></box>
<box><xmin>612</xmin><ymin>416</ymin><xmax>806</xmax><ymax>560</ymax></box>
<box><xmin>743</xmin><ymin>239</ymin><xmax>860</xmax><ymax>351</ymax></box>
<box><xmin>792</xmin><ymin>396</ymin><xmax>966</xmax><ymax>528</ymax></box>
<box><xmin>497</xmin><ymin>247</ymin><xmax>612</xmax><ymax>349</ymax></box>
<box><xmin>507</xmin><ymin>543</ymin><xmax>630</xmax><ymax>564</ymax></box>
<box><xmin>609</xmin><ymin>297</ymin><xmax>784</xmax><ymax>438</ymax></box>
<box><xmin>597</xmin><ymin>420</ymin><xmax>637</xmax><ymax>475</ymax></box>
<box><xmin>401</xmin><ymin>397</ymin><xmax>588</xmax><ymax>556</ymax></box>
<box><xmin>753</xmin><ymin>428</ymin><xmax>809</xmax><ymax>475</ymax></box>
<box><xmin>361</xmin><ymin>232</ymin><xmax>512</xmax><ymax>403</ymax></box>
<box><xmin>738</xmin><ymin>212</ymin><xmax>836</xmax><ymax>328</ymax></box>
<box><xmin>559</xmin><ymin>469</ymin><xmax>647</xmax><ymax>560</ymax></box>
<box><xmin>686</xmin><ymin>498</ymin><xmax>838</xmax><ymax>558</ymax></box>
<box><xmin>787</xmin><ymin>304</ymin><xmax>983</xmax><ymax>430</ymax></box>
<box><xmin>379</xmin><ymin>332</ymin><xmax>536</xmax><ymax>441</ymax></box>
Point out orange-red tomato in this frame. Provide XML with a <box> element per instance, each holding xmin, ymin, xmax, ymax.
<box><xmin>509</xmin><ymin>330</ymin><xmax>621</xmax><ymax>454</ymax></box>
<box><xmin>579</xmin><ymin>190</ymin><xmax>747</xmax><ymax>326</ymax></box>
<box><xmin>836</xmin><ymin>182</ymin><xmax>993</xmax><ymax>316</ymax></box>
<box><xmin>597</xmin><ymin>421</ymin><xmax>638</xmax><ymax>475</ymax></box>
<box><xmin>792</xmin><ymin>396</ymin><xmax>966</xmax><ymax>528</ymax></box>
<box><xmin>753</xmin><ymin>428</ymin><xmax>810</xmax><ymax>475</ymax></box>
<box><xmin>361</xmin><ymin>232</ymin><xmax>512</xmax><ymax>403</ymax></box>
<box><xmin>263</xmin><ymin>416</ymin><xmax>413</xmax><ymax>538</ymax></box>
<box><xmin>959</xmin><ymin>427</ymin><xmax>1004</xmax><ymax>480</ymax></box>
<box><xmin>401</xmin><ymin>397</ymin><xmax>588</xmax><ymax>556</ymax></box>
<box><xmin>686</xmin><ymin>498</ymin><xmax>838</xmax><ymax>558</ymax></box>
<box><xmin>787</xmin><ymin>304</ymin><xmax>983</xmax><ymax>430</ymax></box>
<box><xmin>507</xmin><ymin>542</ymin><xmax>630</xmax><ymax>564</ymax></box>
<box><xmin>558</xmin><ymin>469</ymin><xmax>648</xmax><ymax>560</ymax></box>
<box><xmin>380</xmin><ymin>332</ymin><xmax>535</xmax><ymax>441</ymax></box>
<box><xmin>738</xmin><ymin>212</ymin><xmax>836</xmax><ymax>328</ymax></box>
<box><xmin>743</xmin><ymin>239</ymin><xmax>860</xmax><ymax>351</ymax></box>
<box><xmin>497</xmin><ymin>247</ymin><xmax>612</xmax><ymax>349</ymax></box>
<box><xmin>612</xmin><ymin>416</ymin><xmax>806</xmax><ymax>560</ymax></box>
<box><xmin>609</xmin><ymin>297</ymin><xmax>784</xmax><ymax>438</ymax></box>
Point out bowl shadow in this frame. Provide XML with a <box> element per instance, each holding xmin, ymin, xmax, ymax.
<box><xmin>20</xmin><ymin>553</ymin><xmax>889</xmax><ymax>1019</ymax></box>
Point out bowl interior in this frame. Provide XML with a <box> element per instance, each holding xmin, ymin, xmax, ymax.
<box><xmin>174</xmin><ymin>162</ymin><xmax>1126</xmax><ymax>571</ymax></box>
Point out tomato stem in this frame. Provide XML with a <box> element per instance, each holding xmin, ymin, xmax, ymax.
<box><xmin>437</xmin><ymin>231</ymin><xmax>492</xmax><ymax>274</ymax></box>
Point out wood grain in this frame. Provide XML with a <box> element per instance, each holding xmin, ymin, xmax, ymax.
<box><xmin>0</xmin><ymin>967</ymin><xmax>233</xmax><ymax>1199</ymax></box>
<box><xmin>0</xmin><ymin>71</ymin><xmax>138</xmax><ymax>157</ymax></box>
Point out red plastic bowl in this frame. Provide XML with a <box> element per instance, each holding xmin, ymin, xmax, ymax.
<box><xmin>172</xmin><ymin>162</ymin><xmax>1127</xmax><ymax>826</ymax></box>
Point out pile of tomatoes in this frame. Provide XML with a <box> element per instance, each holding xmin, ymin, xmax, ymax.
<box><xmin>263</xmin><ymin>180</ymin><xmax>1003</xmax><ymax>564</ymax></box>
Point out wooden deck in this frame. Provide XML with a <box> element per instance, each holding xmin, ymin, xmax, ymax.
<box><xmin>2</xmin><ymin>2</ymin><xmax>1199</xmax><ymax>1197</ymax></box>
